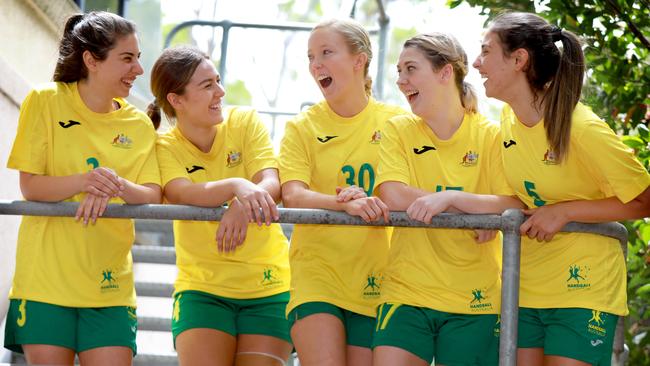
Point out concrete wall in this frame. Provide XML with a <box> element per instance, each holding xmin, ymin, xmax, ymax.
<box><xmin>0</xmin><ymin>0</ymin><xmax>78</xmax><ymax>360</ymax></box>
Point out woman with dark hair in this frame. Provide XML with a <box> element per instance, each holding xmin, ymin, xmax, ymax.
<box><xmin>151</xmin><ymin>46</ymin><xmax>292</xmax><ymax>366</ymax></box>
<box><xmin>372</xmin><ymin>32</ymin><xmax>522</xmax><ymax>366</ymax></box>
<box><xmin>473</xmin><ymin>11</ymin><xmax>650</xmax><ymax>366</ymax></box>
<box><xmin>4</xmin><ymin>11</ymin><xmax>161</xmax><ymax>365</ymax></box>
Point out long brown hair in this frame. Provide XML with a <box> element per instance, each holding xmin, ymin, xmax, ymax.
<box><xmin>404</xmin><ymin>33</ymin><xmax>478</xmax><ymax>114</ymax></box>
<box><xmin>490</xmin><ymin>12</ymin><xmax>584</xmax><ymax>162</ymax></box>
<box><xmin>54</xmin><ymin>12</ymin><xmax>136</xmax><ymax>83</ymax></box>
<box><xmin>147</xmin><ymin>46</ymin><xmax>209</xmax><ymax>129</ymax></box>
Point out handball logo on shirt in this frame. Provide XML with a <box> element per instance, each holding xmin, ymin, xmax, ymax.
<box><xmin>58</xmin><ymin>120</ymin><xmax>81</xmax><ymax>128</ymax></box>
<box><xmin>100</xmin><ymin>269</ymin><xmax>119</xmax><ymax>292</ymax></box>
<box><xmin>587</xmin><ymin>310</ymin><xmax>607</xmax><ymax>337</ymax></box>
<box><xmin>460</xmin><ymin>150</ymin><xmax>479</xmax><ymax>167</ymax></box>
<box><xmin>542</xmin><ymin>149</ymin><xmax>558</xmax><ymax>165</ymax></box>
<box><xmin>186</xmin><ymin>165</ymin><xmax>205</xmax><ymax>174</ymax></box>
<box><xmin>226</xmin><ymin>151</ymin><xmax>242</xmax><ymax>167</ymax></box>
<box><xmin>469</xmin><ymin>288</ymin><xmax>493</xmax><ymax>312</ymax></box>
<box><xmin>370</xmin><ymin>130</ymin><xmax>382</xmax><ymax>144</ymax></box>
<box><xmin>111</xmin><ymin>133</ymin><xmax>133</xmax><ymax>149</ymax></box>
<box><xmin>567</xmin><ymin>264</ymin><xmax>591</xmax><ymax>290</ymax></box>
<box><xmin>363</xmin><ymin>273</ymin><xmax>381</xmax><ymax>299</ymax></box>
<box><xmin>261</xmin><ymin>267</ymin><xmax>282</xmax><ymax>287</ymax></box>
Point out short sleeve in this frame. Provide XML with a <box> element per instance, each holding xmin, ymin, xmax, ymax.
<box><xmin>136</xmin><ymin>142</ymin><xmax>162</xmax><ymax>186</ymax></box>
<box><xmin>278</xmin><ymin>120</ymin><xmax>311</xmax><ymax>185</ymax></box>
<box><xmin>156</xmin><ymin>139</ymin><xmax>190</xmax><ymax>188</ymax></box>
<box><xmin>576</xmin><ymin>119</ymin><xmax>650</xmax><ymax>203</ymax></box>
<box><xmin>7</xmin><ymin>90</ymin><xmax>49</xmax><ymax>174</ymax></box>
<box><xmin>241</xmin><ymin>110</ymin><xmax>278</xmax><ymax>178</ymax></box>
<box><xmin>376</xmin><ymin>118</ymin><xmax>410</xmax><ymax>187</ymax></box>
<box><xmin>485</xmin><ymin>125</ymin><xmax>515</xmax><ymax>196</ymax></box>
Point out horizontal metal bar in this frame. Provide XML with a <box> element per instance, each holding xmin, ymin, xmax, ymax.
<box><xmin>0</xmin><ymin>200</ymin><xmax>503</xmax><ymax>229</ymax></box>
<box><xmin>132</xmin><ymin>245</ymin><xmax>176</xmax><ymax>265</ymax></box>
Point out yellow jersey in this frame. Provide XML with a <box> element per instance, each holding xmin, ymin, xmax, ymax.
<box><xmin>501</xmin><ymin>103</ymin><xmax>650</xmax><ymax>315</ymax></box>
<box><xmin>156</xmin><ymin>107</ymin><xmax>290</xmax><ymax>299</ymax></box>
<box><xmin>7</xmin><ymin>82</ymin><xmax>160</xmax><ymax>307</ymax></box>
<box><xmin>278</xmin><ymin>98</ymin><xmax>406</xmax><ymax>317</ymax></box>
<box><xmin>376</xmin><ymin>112</ymin><xmax>512</xmax><ymax>314</ymax></box>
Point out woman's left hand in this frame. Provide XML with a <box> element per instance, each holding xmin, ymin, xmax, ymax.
<box><xmin>520</xmin><ymin>204</ymin><xmax>569</xmax><ymax>242</ymax></box>
<box><xmin>215</xmin><ymin>198</ymin><xmax>249</xmax><ymax>253</ymax></box>
<box><xmin>336</xmin><ymin>185</ymin><xmax>367</xmax><ymax>202</ymax></box>
<box><xmin>406</xmin><ymin>192</ymin><xmax>451</xmax><ymax>224</ymax></box>
<box><xmin>75</xmin><ymin>193</ymin><xmax>110</xmax><ymax>226</ymax></box>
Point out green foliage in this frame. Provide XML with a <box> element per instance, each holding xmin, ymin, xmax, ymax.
<box><xmin>224</xmin><ymin>79</ymin><xmax>252</xmax><ymax>106</ymax></box>
<box><xmin>449</xmin><ymin>0</ymin><xmax>650</xmax><ymax>361</ymax></box>
<box><xmin>162</xmin><ymin>22</ymin><xmax>194</xmax><ymax>47</ymax></box>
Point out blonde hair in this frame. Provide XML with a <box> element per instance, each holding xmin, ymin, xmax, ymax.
<box><xmin>404</xmin><ymin>32</ymin><xmax>477</xmax><ymax>113</ymax></box>
<box><xmin>313</xmin><ymin>19</ymin><xmax>373</xmax><ymax>96</ymax></box>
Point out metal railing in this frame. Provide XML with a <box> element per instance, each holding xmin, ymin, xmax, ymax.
<box><xmin>0</xmin><ymin>200</ymin><xmax>629</xmax><ymax>366</ymax></box>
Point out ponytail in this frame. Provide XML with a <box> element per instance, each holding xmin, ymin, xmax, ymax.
<box><xmin>460</xmin><ymin>81</ymin><xmax>478</xmax><ymax>114</ymax></box>
<box><xmin>146</xmin><ymin>100</ymin><xmax>162</xmax><ymax>130</ymax></box>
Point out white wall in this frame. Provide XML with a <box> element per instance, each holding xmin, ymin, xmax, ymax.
<box><xmin>0</xmin><ymin>0</ymin><xmax>78</xmax><ymax>359</ymax></box>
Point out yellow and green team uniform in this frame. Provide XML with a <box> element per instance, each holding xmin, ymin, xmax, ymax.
<box><xmin>5</xmin><ymin>81</ymin><xmax>159</xmax><ymax>353</ymax></box>
<box><xmin>373</xmin><ymin>112</ymin><xmax>512</xmax><ymax>364</ymax></box>
<box><xmin>156</xmin><ymin>107</ymin><xmax>291</xmax><ymax>342</ymax></box>
<box><xmin>278</xmin><ymin>98</ymin><xmax>405</xmax><ymax>323</ymax></box>
<box><xmin>501</xmin><ymin>103</ymin><xmax>650</xmax><ymax>363</ymax></box>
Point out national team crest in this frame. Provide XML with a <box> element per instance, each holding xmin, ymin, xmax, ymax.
<box><xmin>111</xmin><ymin>133</ymin><xmax>133</xmax><ymax>149</ymax></box>
<box><xmin>370</xmin><ymin>130</ymin><xmax>382</xmax><ymax>144</ymax></box>
<box><xmin>542</xmin><ymin>149</ymin><xmax>558</xmax><ymax>165</ymax></box>
<box><xmin>226</xmin><ymin>151</ymin><xmax>242</xmax><ymax>167</ymax></box>
<box><xmin>460</xmin><ymin>150</ymin><xmax>478</xmax><ymax>166</ymax></box>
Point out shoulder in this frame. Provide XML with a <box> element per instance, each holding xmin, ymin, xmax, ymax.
<box><xmin>386</xmin><ymin>113</ymin><xmax>418</xmax><ymax>129</ymax></box>
<box><xmin>26</xmin><ymin>82</ymin><xmax>71</xmax><ymax>102</ymax></box>
<box><xmin>570</xmin><ymin>102</ymin><xmax>609</xmax><ymax>137</ymax></box>
<box><xmin>285</xmin><ymin>101</ymin><xmax>328</xmax><ymax>130</ymax></box>
<box><xmin>370</xmin><ymin>99</ymin><xmax>409</xmax><ymax>118</ymax></box>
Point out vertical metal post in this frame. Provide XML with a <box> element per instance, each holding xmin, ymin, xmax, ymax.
<box><xmin>219</xmin><ymin>21</ymin><xmax>232</xmax><ymax>85</ymax></box>
<box><xmin>499</xmin><ymin>209</ymin><xmax>524</xmax><ymax>366</ymax></box>
<box><xmin>375</xmin><ymin>0</ymin><xmax>389</xmax><ymax>100</ymax></box>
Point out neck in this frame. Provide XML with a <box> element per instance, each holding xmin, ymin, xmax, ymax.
<box><xmin>502</xmin><ymin>79</ymin><xmax>544</xmax><ymax>127</ymax></box>
<box><xmin>176</xmin><ymin>118</ymin><xmax>218</xmax><ymax>153</ymax></box>
<box><xmin>78</xmin><ymin>78</ymin><xmax>115</xmax><ymax>113</ymax></box>
<box><xmin>327</xmin><ymin>83</ymin><xmax>369</xmax><ymax>118</ymax></box>
<box><xmin>422</xmin><ymin>95</ymin><xmax>466</xmax><ymax>140</ymax></box>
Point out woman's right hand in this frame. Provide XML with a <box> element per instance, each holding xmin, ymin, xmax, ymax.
<box><xmin>81</xmin><ymin>168</ymin><xmax>124</xmax><ymax>197</ymax></box>
<box><xmin>215</xmin><ymin>198</ymin><xmax>249</xmax><ymax>253</ymax></box>
<box><xmin>233</xmin><ymin>179</ymin><xmax>278</xmax><ymax>226</ymax></box>
<box><xmin>343</xmin><ymin>197</ymin><xmax>390</xmax><ymax>223</ymax></box>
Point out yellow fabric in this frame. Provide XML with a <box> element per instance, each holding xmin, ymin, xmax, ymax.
<box><xmin>376</xmin><ymin>112</ymin><xmax>512</xmax><ymax>314</ymax></box>
<box><xmin>501</xmin><ymin>103</ymin><xmax>650</xmax><ymax>315</ymax></box>
<box><xmin>6</xmin><ymin>82</ymin><xmax>160</xmax><ymax>307</ymax></box>
<box><xmin>156</xmin><ymin>107</ymin><xmax>290</xmax><ymax>299</ymax></box>
<box><xmin>278</xmin><ymin>98</ymin><xmax>406</xmax><ymax>317</ymax></box>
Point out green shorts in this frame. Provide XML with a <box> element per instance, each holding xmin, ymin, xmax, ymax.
<box><xmin>171</xmin><ymin>290</ymin><xmax>291</xmax><ymax>347</ymax></box>
<box><xmin>4</xmin><ymin>299</ymin><xmax>137</xmax><ymax>355</ymax></box>
<box><xmin>288</xmin><ymin>302</ymin><xmax>375</xmax><ymax>349</ymax></box>
<box><xmin>372</xmin><ymin>303</ymin><xmax>499</xmax><ymax>365</ymax></box>
<box><xmin>518</xmin><ymin>307</ymin><xmax>617</xmax><ymax>365</ymax></box>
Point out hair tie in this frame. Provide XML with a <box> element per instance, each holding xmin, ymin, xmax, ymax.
<box><xmin>550</xmin><ymin>25</ymin><xmax>563</xmax><ymax>42</ymax></box>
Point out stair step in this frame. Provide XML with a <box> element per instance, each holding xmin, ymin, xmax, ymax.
<box><xmin>135</xmin><ymin>281</ymin><xmax>174</xmax><ymax>298</ymax></box>
<box><xmin>132</xmin><ymin>245</ymin><xmax>176</xmax><ymax>265</ymax></box>
<box><xmin>138</xmin><ymin>316</ymin><xmax>171</xmax><ymax>332</ymax></box>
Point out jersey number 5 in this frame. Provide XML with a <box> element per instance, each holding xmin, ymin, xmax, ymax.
<box><xmin>524</xmin><ymin>180</ymin><xmax>546</xmax><ymax>207</ymax></box>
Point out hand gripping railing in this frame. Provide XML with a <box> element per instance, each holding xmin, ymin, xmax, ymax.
<box><xmin>0</xmin><ymin>201</ymin><xmax>629</xmax><ymax>366</ymax></box>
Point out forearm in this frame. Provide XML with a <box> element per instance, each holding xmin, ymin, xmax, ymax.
<box><xmin>448</xmin><ymin>191</ymin><xmax>525</xmax><ymax>214</ymax></box>
<box><xmin>559</xmin><ymin>192</ymin><xmax>650</xmax><ymax>223</ymax></box>
<box><xmin>20</xmin><ymin>173</ymin><xmax>83</xmax><ymax>202</ymax></box>
<box><xmin>166</xmin><ymin>178</ymin><xmax>243</xmax><ymax>207</ymax></box>
<box><xmin>257</xmin><ymin>179</ymin><xmax>281</xmax><ymax>203</ymax></box>
<box><xmin>377</xmin><ymin>182</ymin><xmax>429</xmax><ymax>210</ymax></box>
<box><xmin>282</xmin><ymin>187</ymin><xmax>345</xmax><ymax>211</ymax></box>
<box><xmin>120</xmin><ymin>181</ymin><xmax>162</xmax><ymax>204</ymax></box>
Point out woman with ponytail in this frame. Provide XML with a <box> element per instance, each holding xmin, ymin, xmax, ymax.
<box><xmin>371</xmin><ymin>33</ymin><xmax>523</xmax><ymax>366</ymax></box>
<box><xmin>473</xmin><ymin>12</ymin><xmax>650</xmax><ymax>365</ymax></box>
<box><xmin>4</xmin><ymin>11</ymin><xmax>160</xmax><ymax>365</ymax></box>
<box><xmin>151</xmin><ymin>46</ymin><xmax>292</xmax><ymax>366</ymax></box>
<box><xmin>278</xmin><ymin>18</ymin><xmax>405</xmax><ymax>366</ymax></box>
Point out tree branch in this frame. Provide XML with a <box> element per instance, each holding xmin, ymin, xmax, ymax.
<box><xmin>603</xmin><ymin>0</ymin><xmax>650</xmax><ymax>51</ymax></box>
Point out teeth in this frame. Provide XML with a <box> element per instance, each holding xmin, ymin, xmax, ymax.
<box><xmin>317</xmin><ymin>75</ymin><xmax>330</xmax><ymax>81</ymax></box>
<box><xmin>405</xmin><ymin>90</ymin><xmax>418</xmax><ymax>97</ymax></box>
<box><xmin>122</xmin><ymin>79</ymin><xmax>134</xmax><ymax>86</ymax></box>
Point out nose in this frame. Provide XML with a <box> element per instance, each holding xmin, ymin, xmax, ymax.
<box><xmin>133</xmin><ymin>59</ymin><xmax>144</xmax><ymax>76</ymax></box>
<box><xmin>216</xmin><ymin>82</ymin><xmax>226</xmax><ymax>98</ymax></box>
<box><xmin>396</xmin><ymin>72</ymin><xmax>407</xmax><ymax>86</ymax></box>
<box><xmin>472</xmin><ymin>56</ymin><xmax>481</xmax><ymax>70</ymax></box>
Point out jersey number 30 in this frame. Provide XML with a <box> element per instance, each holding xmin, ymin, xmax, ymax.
<box><xmin>341</xmin><ymin>163</ymin><xmax>375</xmax><ymax>196</ymax></box>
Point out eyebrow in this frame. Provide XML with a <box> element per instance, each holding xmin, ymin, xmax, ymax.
<box><xmin>119</xmin><ymin>51</ymin><xmax>141</xmax><ymax>57</ymax></box>
<box><xmin>198</xmin><ymin>78</ymin><xmax>214</xmax><ymax>86</ymax></box>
